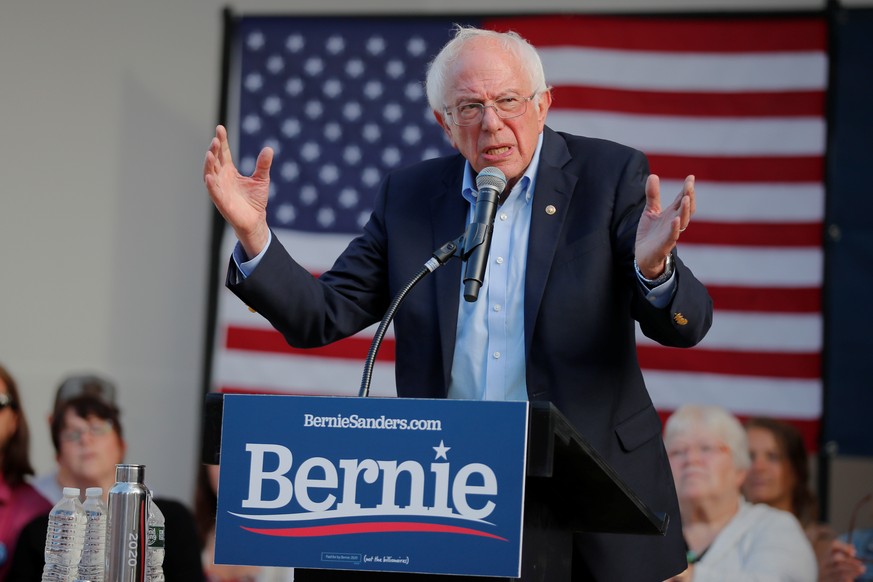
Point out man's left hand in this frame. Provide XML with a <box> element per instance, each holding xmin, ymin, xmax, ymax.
<box><xmin>635</xmin><ymin>174</ymin><xmax>695</xmax><ymax>279</ymax></box>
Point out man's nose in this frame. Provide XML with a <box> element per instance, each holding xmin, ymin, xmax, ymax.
<box><xmin>480</xmin><ymin>106</ymin><xmax>504</xmax><ymax>131</ymax></box>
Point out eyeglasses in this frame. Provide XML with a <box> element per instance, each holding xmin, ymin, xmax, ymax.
<box><xmin>60</xmin><ymin>419</ymin><xmax>115</xmax><ymax>443</ymax></box>
<box><xmin>0</xmin><ymin>393</ymin><xmax>17</xmax><ymax>411</ymax></box>
<box><xmin>846</xmin><ymin>492</ymin><xmax>873</xmax><ymax>564</ymax></box>
<box><xmin>444</xmin><ymin>93</ymin><xmax>538</xmax><ymax>127</ymax></box>
<box><xmin>667</xmin><ymin>442</ymin><xmax>730</xmax><ymax>461</ymax></box>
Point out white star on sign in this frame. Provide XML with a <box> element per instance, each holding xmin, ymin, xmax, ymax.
<box><xmin>433</xmin><ymin>440</ymin><xmax>451</xmax><ymax>460</ymax></box>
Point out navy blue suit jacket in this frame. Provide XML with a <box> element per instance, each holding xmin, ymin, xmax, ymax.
<box><xmin>228</xmin><ymin>127</ymin><xmax>713</xmax><ymax>581</ymax></box>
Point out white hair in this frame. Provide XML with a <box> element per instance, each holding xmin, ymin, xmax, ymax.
<box><xmin>664</xmin><ymin>404</ymin><xmax>751</xmax><ymax>470</ymax></box>
<box><xmin>425</xmin><ymin>25</ymin><xmax>549</xmax><ymax>112</ymax></box>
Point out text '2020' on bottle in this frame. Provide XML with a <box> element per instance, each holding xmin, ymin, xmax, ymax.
<box><xmin>107</xmin><ymin>464</ymin><xmax>150</xmax><ymax>582</ymax></box>
<box><xmin>41</xmin><ymin>486</ymin><xmax>86</xmax><ymax>582</ymax></box>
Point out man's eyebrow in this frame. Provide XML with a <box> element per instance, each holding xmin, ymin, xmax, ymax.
<box><xmin>450</xmin><ymin>90</ymin><xmax>524</xmax><ymax>105</ymax></box>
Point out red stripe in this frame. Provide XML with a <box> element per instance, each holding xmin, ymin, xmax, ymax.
<box><xmin>242</xmin><ymin>522</ymin><xmax>507</xmax><ymax>540</ymax></box>
<box><xmin>483</xmin><ymin>16</ymin><xmax>827</xmax><ymax>53</ymax></box>
<box><xmin>649</xmin><ymin>154</ymin><xmax>824</xmax><ymax>182</ymax></box>
<box><xmin>226</xmin><ymin>327</ymin><xmax>395</xmax><ymax>360</ymax></box>
<box><xmin>680</xmin><ymin>221</ymin><xmax>822</xmax><ymax>247</ymax></box>
<box><xmin>707</xmin><ymin>285</ymin><xmax>821</xmax><ymax>313</ymax></box>
<box><xmin>638</xmin><ymin>346</ymin><xmax>821</xmax><ymax>379</ymax></box>
<box><xmin>554</xmin><ymin>86</ymin><xmax>825</xmax><ymax>118</ymax></box>
<box><xmin>658</xmin><ymin>410</ymin><xmax>821</xmax><ymax>452</ymax></box>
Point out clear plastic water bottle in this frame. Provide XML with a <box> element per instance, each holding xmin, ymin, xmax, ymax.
<box><xmin>41</xmin><ymin>487</ymin><xmax>86</xmax><ymax>582</ymax></box>
<box><xmin>78</xmin><ymin>487</ymin><xmax>107</xmax><ymax>582</ymax></box>
<box><xmin>146</xmin><ymin>496</ymin><xmax>165</xmax><ymax>582</ymax></box>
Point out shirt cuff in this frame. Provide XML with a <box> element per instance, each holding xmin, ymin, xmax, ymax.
<box><xmin>232</xmin><ymin>230</ymin><xmax>273</xmax><ymax>278</ymax></box>
<box><xmin>639</xmin><ymin>272</ymin><xmax>677</xmax><ymax>309</ymax></box>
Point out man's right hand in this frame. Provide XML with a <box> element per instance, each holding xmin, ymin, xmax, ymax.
<box><xmin>203</xmin><ymin>125</ymin><xmax>274</xmax><ymax>259</ymax></box>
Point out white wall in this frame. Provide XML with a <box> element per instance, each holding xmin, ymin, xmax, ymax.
<box><xmin>3</xmin><ymin>0</ymin><xmax>869</xmax><ymax>510</ymax></box>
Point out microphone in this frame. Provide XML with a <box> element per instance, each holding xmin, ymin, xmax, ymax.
<box><xmin>463</xmin><ymin>167</ymin><xmax>507</xmax><ymax>302</ymax></box>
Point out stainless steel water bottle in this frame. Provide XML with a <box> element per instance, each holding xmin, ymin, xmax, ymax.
<box><xmin>107</xmin><ymin>464</ymin><xmax>150</xmax><ymax>582</ymax></box>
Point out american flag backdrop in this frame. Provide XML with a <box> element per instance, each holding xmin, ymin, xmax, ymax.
<box><xmin>210</xmin><ymin>15</ymin><xmax>827</xmax><ymax>448</ymax></box>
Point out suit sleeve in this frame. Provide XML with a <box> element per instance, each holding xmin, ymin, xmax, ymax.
<box><xmin>226</xmin><ymin>175</ymin><xmax>394</xmax><ymax>349</ymax></box>
<box><xmin>616</xmin><ymin>150</ymin><xmax>713</xmax><ymax>348</ymax></box>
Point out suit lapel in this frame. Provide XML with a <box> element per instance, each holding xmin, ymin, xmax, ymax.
<box><xmin>524</xmin><ymin>128</ymin><xmax>577</xmax><ymax>356</ymax></box>
<box><xmin>430</xmin><ymin>158</ymin><xmax>467</xmax><ymax>393</ymax></box>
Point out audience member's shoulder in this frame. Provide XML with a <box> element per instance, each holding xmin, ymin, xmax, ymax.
<box><xmin>18</xmin><ymin>480</ymin><xmax>53</xmax><ymax>512</ymax></box>
<box><xmin>746</xmin><ymin>501</ymin><xmax>807</xmax><ymax>533</ymax></box>
<box><xmin>153</xmin><ymin>497</ymin><xmax>195</xmax><ymax>519</ymax></box>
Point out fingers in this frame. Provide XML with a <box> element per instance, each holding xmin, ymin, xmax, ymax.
<box><xmin>252</xmin><ymin>146</ymin><xmax>274</xmax><ymax>181</ymax></box>
<box><xmin>216</xmin><ymin>125</ymin><xmax>233</xmax><ymax>166</ymax></box>
<box><xmin>682</xmin><ymin>175</ymin><xmax>696</xmax><ymax>216</ymax></box>
<box><xmin>645</xmin><ymin>174</ymin><xmax>661</xmax><ymax>213</ymax></box>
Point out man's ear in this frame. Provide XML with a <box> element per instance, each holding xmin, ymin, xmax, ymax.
<box><xmin>434</xmin><ymin>110</ymin><xmax>456</xmax><ymax>147</ymax></box>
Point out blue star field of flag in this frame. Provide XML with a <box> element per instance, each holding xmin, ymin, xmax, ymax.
<box><xmin>237</xmin><ymin>18</ymin><xmax>464</xmax><ymax>235</ymax></box>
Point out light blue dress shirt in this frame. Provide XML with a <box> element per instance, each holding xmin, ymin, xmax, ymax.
<box><xmin>446</xmin><ymin>135</ymin><xmax>544</xmax><ymax>401</ymax></box>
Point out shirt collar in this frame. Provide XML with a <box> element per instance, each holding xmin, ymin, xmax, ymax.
<box><xmin>461</xmin><ymin>132</ymin><xmax>545</xmax><ymax>206</ymax></box>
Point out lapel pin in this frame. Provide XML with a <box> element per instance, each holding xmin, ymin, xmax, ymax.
<box><xmin>545</xmin><ymin>205</ymin><xmax>556</xmax><ymax>215</ymax></box>
<box><xmin>673</xmin><ymin>313</ymin><xmax>688</xmax><ymax>326</ymax></box>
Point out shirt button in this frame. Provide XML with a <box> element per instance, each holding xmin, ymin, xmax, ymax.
<box><xmin>493</xmin><ymin>352</ymin><xmax>501</xmax><ymax>359</ymax></box>
<box><xmin>499</xmin><ymin>213</ymin><xmax>508</xmax><ymax>221</ymax></box>
<box><xmin>496</xmin><ymin>257</ymin><xmax>504</xmax><ymax>264</ymax></box>
<box><xmin>493</xmin><ymin>304</ymin><xmax>501</xmax><ymax>312</ymax></box>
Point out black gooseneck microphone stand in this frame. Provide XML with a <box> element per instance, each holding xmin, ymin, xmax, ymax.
<box><xmin>358</xmin><ymin>234</ymin><xmax>464</xmax><ymax>398</ymax></box>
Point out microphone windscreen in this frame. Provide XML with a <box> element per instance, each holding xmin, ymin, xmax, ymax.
<box><xmin>476</xmin><ymin>166</ymin><xmax>507</xmax><ymax>193</ymax></box>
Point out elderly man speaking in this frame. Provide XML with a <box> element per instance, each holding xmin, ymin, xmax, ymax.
<box><xmin>203</xmin><ymin>25</ymin><xmax>712</xmax><ymax>581</ymax></box>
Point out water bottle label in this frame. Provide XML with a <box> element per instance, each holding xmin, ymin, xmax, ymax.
<box><xmin>147</xmin><ymin>525</ymin><xmax>165</xmax><ymax>549</ymax></box>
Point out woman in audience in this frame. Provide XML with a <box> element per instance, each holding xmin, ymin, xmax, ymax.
<box><xmin>8</xmin><ymin>385</ymin><xmax>204</xmax><ymax>581</ymax></box>
<box><xmin>663</xmin><ymin>404</ymin><xmax>816</xmax><ymax>581</ymax></box>
<box><xmin>0</xmin><ymin>364</ymin><xmax>52</xmax><ymax>581</ymax></box>
<box><xmin>743</xmin><ymin>419</ymin><xmax>833</xmax><ymax>567</ymax></box>
<box><xmin>194</xmin><ymin>462</ymin><xmax>293</xmax><ymax>582</ymax></box>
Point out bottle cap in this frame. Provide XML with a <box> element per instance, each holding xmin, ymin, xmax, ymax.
<box><xmin>63</xmin><ymin>487</ymin><xmax>81</xmax><ymax>497</ymax></box>
<box><xmin>85</xmin><ymin>487</ymin><xmax>103</xmax><ymax>497</ymax></box>
<box><xmin>115</xmin><ymin>463</ymin><xmax>145</xmax><ymax>483</ymax></box>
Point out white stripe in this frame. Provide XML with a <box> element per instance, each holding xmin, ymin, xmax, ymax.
<box><xmin>547</xmin><ymin>110</ymin><xmax>825</xmax><ymax>156</ymax></box>
<box><xmin>540</xmin><ymin>47</ymin><xmax>828</xmax><ymax>92</ymax></box>
<box><xmin>274</xmin><ymin>229</ymin><xmax>358</xmax><ymax>272</ymax></box>
<box><xmin>213</xmin><ymin>350</ymin><xmax>397</xmax><ymax>398</ymax></box>
<box><xmin>660</xmin><ymin>181</ymin><xmax>825</xmax><ymax>222</ymax></box>
<box><xmin>677</xmin><ymin>245</ymin><xmax>823</xmax><ymax>286</ymax></box>
<box><xmin>644</xmin><ymin>370</ymin><xmax>822</xmax><ymax>418</ymax></box>
<box><xmin>637</xmin><ymin>310</ymin><xmax>821</xmax><ymax>351</ymax></box>
<box><xmin>220</xmin><ymin>225</ymin><xmax>358</xmax><ymax>273</ymax></box>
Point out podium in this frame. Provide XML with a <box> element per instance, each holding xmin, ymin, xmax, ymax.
<box><xmin>201</xmin><ymin>394</ymin><xmax>667</xmax><ymax>581</ymax></box>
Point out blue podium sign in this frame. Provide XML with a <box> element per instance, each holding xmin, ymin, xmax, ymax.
<box><xmin>215</xmin><ymin>394</ymin><xmax>529</xmax><ymax>577</ymax></box>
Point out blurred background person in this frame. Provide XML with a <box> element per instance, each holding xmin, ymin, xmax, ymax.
<box><xmin>30</xmin><ymin>374</ymin><xmax>119</xmax><ymax>502</ymax></box>
<box><xmin>194</xmin><ymin>462</ymin><xmax>293</xmax><ymax>581</ymax></box>
<box><xmin>821</xmin><ymin>492</ymin><xmax>870</xmax><ymax>581</ymax></box>
<box><xmin>663</xmin><ymin>404</ymin><xmax>816</xmax><ymax>581</ymax></box>
<box><xmin>0</xmin><ymin>363</ymin><xmax>52</xmax><ymax>581</ymax></box>
<box><xmin>743</xmin><ymin>418</ymin><xmax>835</xmax><ymax>572</ymax></box>
<box><xmin>8</xmin><ymin>375</ymin><xmax>204</xmax><ymax>581</ymax></box>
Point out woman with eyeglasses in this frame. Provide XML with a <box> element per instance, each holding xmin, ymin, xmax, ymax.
<box><xmin>9</xmin><ymin>387</ymin><xmax>205</xmax><ymax>580</ymax></box>
<box><xmin>0</xmin><ymin>364</ymin><xmax>52</xmax><ymax>581</ymax></box>
<box><xmin>662</xmin><ymin>405</ymin><xmax>816</xmax><ymax>581</ymax></box>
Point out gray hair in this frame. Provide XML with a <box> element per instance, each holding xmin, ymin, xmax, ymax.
<box><xmin>425</xmin><ymin>25</ymin><xmax>549</xmax><ymax>112</ymax></box>
<box><xmin>664</xmin><ymin>404</ymin><xmax>751</xmax><ymax>470</ymax></box>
